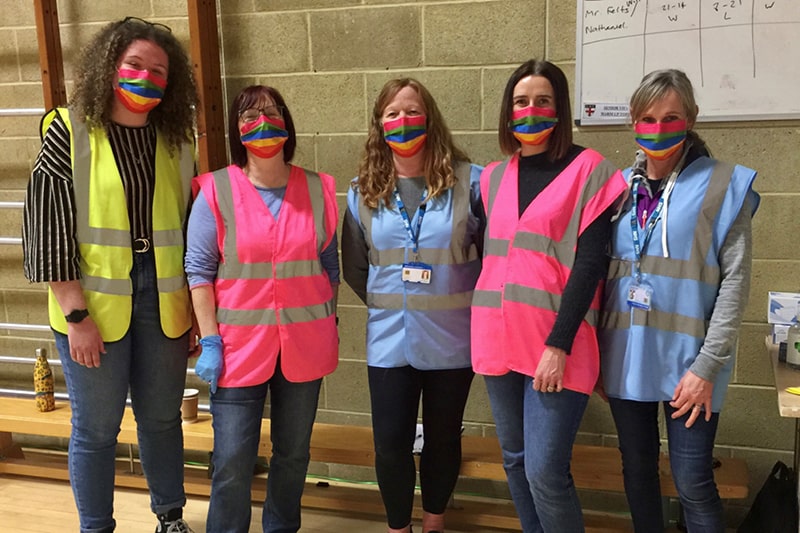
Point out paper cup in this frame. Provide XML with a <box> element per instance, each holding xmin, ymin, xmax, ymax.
<box><xmin>181</xmin><ymin>388</ymin><xmax>199</xmax><ymax>424</ymax></box>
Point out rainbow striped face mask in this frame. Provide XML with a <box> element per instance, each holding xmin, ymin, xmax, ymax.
<box><xmin>634</xmin><ymin>120</ymin><xmax>688</xmax><ymax>161</ymax></box>
<box><xmin>383</xmin><ymin>115</ymin><xmax>427</xmax><ymax>157</ymax></box>
<box><xmin>115</xmin><ymin>68</ymin><xmax>166</xmax><ymax>114</ymax></box>
<box><xmin>239</xmin><ymin>115</ymin><xmax>288</xmax><ymax>159</ymax></box>
<box><xmin>509</xmin><ymin>106</ymin><xmax>558</xmax><ymax>146</ymax></box>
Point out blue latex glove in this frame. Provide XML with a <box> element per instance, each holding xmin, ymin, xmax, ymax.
<box><xmin>196</xmin><ymin>335</ymin><xmax>223</xmax><ymax>393</ymax></box>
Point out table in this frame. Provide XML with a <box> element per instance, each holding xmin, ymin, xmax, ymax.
<box><xmin>765</xmin><ymin>337</ymin><xmax>800</xmax><ymax>474</ymax></box>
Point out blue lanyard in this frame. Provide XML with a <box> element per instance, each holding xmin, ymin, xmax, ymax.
<box><xmin>393</xmin><ymin>188</ymin><xmax>427</xmax><ymax>256</ymax></box>
<box><xmin>629</xmin><ymin>179</ymin><xmax>665</xmax><ymax>279</ymax></box>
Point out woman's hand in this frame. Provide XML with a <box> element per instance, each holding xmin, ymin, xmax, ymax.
<box><xmin>67</xmin><ymin>318</ymin><xmax>106</xmax><ymax>368</ymax></box>
<box><xmin>533</xmin><ymin>346</ymin><xmax>566</xmax><ymax>393</ymax></box>
<box><xmin>196</xmin><ymin>335</ymin><xmax>224</xmax><ymax>393</ymax></box>
<box><xmin>594</xmin><ymin>374</ymin><xmax>608</xmax><ymax>402</ymax></box>
<box><xmin>670</xmin><ymin>370</ymin><xmax>713</xmax><ymax>428</ymax></box>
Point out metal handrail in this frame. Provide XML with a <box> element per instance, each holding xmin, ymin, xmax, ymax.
<box><xmin>0</xmin><ymin>323</ymin><xmax>51</xmax><ymax>332</ymax></box>
<box><xmin>0</xmin><ymin>355</ymin><xmax>60</xmax><ymax>366</ymax></box>
<box><xmin>0</xmin><ymin>202</ymin><xmax>23</xmax><ymax>209</ymax></box>
<box><xmin>0</xmin><ymin>353</ymin><xmax>197</xmax><ymax>376</ymax></box>
<box><xmin>0</xmin><ymin>108</ymin><xmax>45</xmax><ymax>117</ymax></box>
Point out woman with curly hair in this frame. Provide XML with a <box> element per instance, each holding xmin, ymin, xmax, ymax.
<box><xmin>22</xmin><ymin>17</ymin><xmax>198</xmax><ymax>533</ymax></box>
<box><xmin>341</xmin><ymin>78</ymin><xmax>484</xmax><ymax>533</ymax></box>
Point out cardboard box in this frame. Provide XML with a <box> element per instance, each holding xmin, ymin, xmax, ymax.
<box><xmin>768</xmin><ymin>291</ymin><xmax>800</xmax><ymax>325</ymax></box>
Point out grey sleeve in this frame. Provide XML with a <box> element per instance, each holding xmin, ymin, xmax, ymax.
<box><xmin>689</xmin><ymin>196</ymin><xmax>753</xmax><ymax>381</ymax></box>
<box><xmin>341</xmin><ymin>208</ymin><xmax>369</xmax><ymax>305</ymax></box>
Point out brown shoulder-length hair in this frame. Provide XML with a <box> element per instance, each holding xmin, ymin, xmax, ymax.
<box><xmin>228</xmin><ymin>85</ymin><xmax>296</xmax><ymax>168</ymax></box>
<box><xmin>498</xmin><ymin>59</ymin><xmax>573</xmax><ymax>162</ymax></box>
<box><xmin>70</xmin><ymin>18</ymin><xmax>198</xmax><ymax>151</ymax></box>
<box><xmin>357</xmin><ymin>78</ymin><xmax>469</xmax><ymax>209</ymax></box>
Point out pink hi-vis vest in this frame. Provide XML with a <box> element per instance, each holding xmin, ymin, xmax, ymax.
<box><xmin>193</xmin><ymin>165</ymin><xmax>339</xmax><ymax>387</ymax></box>
<box><xmin>471</xmin><ymin>149</ymin><xmax>626</xmax><ymax>394</ymax></box>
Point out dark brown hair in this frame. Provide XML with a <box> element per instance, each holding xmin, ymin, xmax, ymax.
<box><xmin>357</xmin><ymin>78</ymin><xmax>469</xmax><ymax>209</ymax></box>
<box><xmin>498</xmin><ymin>59</ymin><xmax>573</xmax><ymax>161</ymax></box>
<box><xmin>70</xmin><ymin>18</ymin><xmax>198</xmax><ymax>150</ymax></box>
<box><xmin>228</xmin><ymin>85</ymin><xmax>296</xmax><ymax>167</ymax></box>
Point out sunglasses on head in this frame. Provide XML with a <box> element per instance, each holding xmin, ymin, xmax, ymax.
<box><xmin>122</xmin><ymin>16</ymin><xmax>172</xmax><ymax>34</ymax></box>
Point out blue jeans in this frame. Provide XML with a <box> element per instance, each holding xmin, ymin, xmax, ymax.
<box><xmin>55</xmin><ymin>251</ymin><xmax>189</xmax><ymax>533</ymax></box>
<box><xmin>484</xmin><ymin>371</ymin><xmax>589</xmax><ymax>533</ymax></box>
<box><xmin>206</xmin><ymin>365</ymin><xmax>322</xmax><ymax>533</ymax></box>
<box><xmin>608</xmin><ymin>398</ymin><xmax>723</xmax><ymax>533</ymax></box>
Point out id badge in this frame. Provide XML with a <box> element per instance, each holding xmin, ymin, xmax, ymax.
<box><xmin>626</xmin><ymin>282</ymin><xmax>653</xmax><ymax>310</ymax></box>
<box><xmin>402</xmin><ymin>262</ymin><xmax>432</xmax><ymax>284</ymax></box>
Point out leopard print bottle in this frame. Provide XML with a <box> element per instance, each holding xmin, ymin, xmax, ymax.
<box><xmin>34</xmin><ymin>348</ymin><xmax>55</xmax><ymax>412</ymax></box>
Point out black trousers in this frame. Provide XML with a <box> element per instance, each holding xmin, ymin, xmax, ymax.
<box><xmin>368</xmin><ymin>365</ymin><xmax>475</xmax><ymax>529</ymax></box>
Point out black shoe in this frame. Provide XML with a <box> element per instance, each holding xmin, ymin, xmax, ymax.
<box><xmin>155</xmin><ymin>518</ymin><xmax>194</xmax><ymax>533</ymax></box>
<box><xmin>156</xmin><ymin>508</ymin><xmax>194</xmax><ymax>533</ymax></box>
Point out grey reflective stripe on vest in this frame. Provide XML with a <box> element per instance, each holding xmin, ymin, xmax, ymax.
<box><xmin>217</xmin><ymin>298</ymin><xmax>335</xmax><ymax>326</ymax></box>
<box><xmin>600</xmin><ymin>308</ymin><xmax>708</xmax><ymax>338</ymax></box>
<box><xmin>472</xmin><ymin>289</ymin><xmax>502</xmax><ymax>308</ymax></box>
<box><xmin>305</xmin><ymin>169</ymin><xmax>328</xmax><ymax>253</ymax></box>
<box><xmin>608</xmin><ymin>160</ymin><xmax>733</xmax><ymax>285</ymax></box>
<box><xmin>360</xmin><ymin>162</ymin><xmax>475</xmax><ymax>267</ymax></box>
<box><xmin>369</xmin><ymin>246</ymin><xmax>478</xmax><ymax>267</ymax></box>
<box><xmin>505</xmin><ymin>283</ymin><xmax>598</xmax><ymax>327</ymax></box>
<box><xmin>485</xmin><ymin>238</ymin><xmax>510</xmax><ymax>257</ymax></box>
<box><xmin>217</xmin><ymin>307</ymin><xmax>277</xmax><ymax>326</ymax></box>
<box><xmin>153</xmin><ymin>229</ymin><xmax>184</xmax><ymax>247</ymax></box>
<box><xmin>219</xmin><ymin>259</ymin><xmax>324</xmax><ymax>280</ymax></box>
<box><xmin>486</xmin><ymin>161</ymin><xmax>507</xmax><ymax>217</ymax></box>
<box><xmin>482</xmin><ymin>162</ymin><xmax>507</xmax><ymax>252</ymax></box>
<box><xmin>449</xmin><ymin>161</ymin><xmax>478</xmax><ymax>262</ymax></box>
<box><xmin>367</xmin><ymin>290</ymin><xmax>473</xmax><ymax>311</ymax></box>
<box><xmin>608</xmin><ymin>256</ymin><xmax>720</xmax><ymax>286</ymax></box>
<box><xmin>80</xmin><ymin>275</ymin><xmax>131</xmax><ymax>295</ymax></box>
<box><xmin>212</xmin><ymin>168</ymin><xmax>240</xmax><ymax>279</ymax></box>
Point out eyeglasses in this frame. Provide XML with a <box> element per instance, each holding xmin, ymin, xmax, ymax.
<box><xmin>123</xmin><ymin>16</ymin><xmax>172</xmax><ymax>34</ymax></box>
<box><xmin>240</xmin><ymin>106</ymin><xmax>285</xmax><ymax>123</ymax></box>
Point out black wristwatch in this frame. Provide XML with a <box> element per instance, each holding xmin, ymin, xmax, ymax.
<box><xmin>65</xmin><ymin>308</ymin><xmax>90</xmax><ymax>324</ymax></box>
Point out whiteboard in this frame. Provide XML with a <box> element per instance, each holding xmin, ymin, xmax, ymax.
<box><xmin>574</xmin><ymin>0</ymin><xmax>800</xmax><ymax>125</ymax></box>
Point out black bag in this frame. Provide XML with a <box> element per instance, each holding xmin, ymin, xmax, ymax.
<box><xmin>738</xmin><ymin>461</ymin><xmax>799</xmax><ymax>533</ymax></box>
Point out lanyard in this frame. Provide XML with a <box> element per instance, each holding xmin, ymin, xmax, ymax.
<box><xmin>628</xmin><ymin>149</ymin><xmax>686</xmax><ymax>279</ymax></box>
<box><xmin>393</xmin><ymin>188</ymin><xmax>427</xmax><ymax>256</ymax></box>
<box><xmin>629</xmin><ymin>180</ymin><xmax>664</xmax><ymax>280</ymax></box>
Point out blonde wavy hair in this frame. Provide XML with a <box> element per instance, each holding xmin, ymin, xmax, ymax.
<box><xmin>357</xmin><ymin>78</ymin><xmax>469</xmax><ymax>209</ymax></box>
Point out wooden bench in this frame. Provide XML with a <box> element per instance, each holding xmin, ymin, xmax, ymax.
<box><xmin>0</xmin><ymin>396</ymin><xmax>749</xmax><ymax>531</ymax></box>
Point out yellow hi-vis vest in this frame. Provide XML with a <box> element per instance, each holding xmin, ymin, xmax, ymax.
<box><xmin>45</xmin><ymin>108</ymin><xmax>193</xmax><ymax>342</ymax></box>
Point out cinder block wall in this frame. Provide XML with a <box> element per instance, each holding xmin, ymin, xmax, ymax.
<box><xmin>1</xmin><ymin>0</ymin><xmax>797</xmax><ymax>525</ymax></box>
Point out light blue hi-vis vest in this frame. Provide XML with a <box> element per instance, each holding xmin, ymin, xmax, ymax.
<box><xmin>347</xmin><ymin>162</ymin><xmax>483</xmax><ymax>370</ymax></box>
<box><xmin>599</xmin><ymin>156</ymin><xmax>758</xmax><ymax>412</ymax></box>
